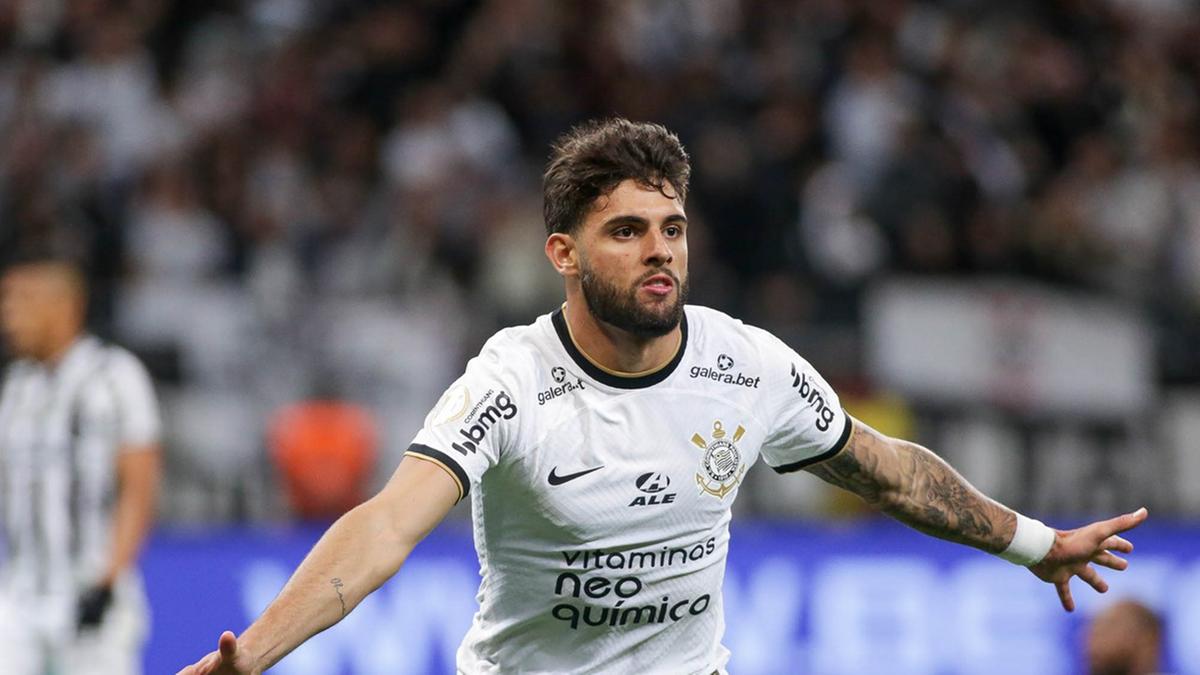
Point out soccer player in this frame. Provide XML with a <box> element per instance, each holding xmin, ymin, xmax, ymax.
<box><xmin>179</xmin><ymin>119</ymin><xmax>1147</xmax><ymax>675</ymax></box>
<box><xmin>0</xmin><ymin>249</ymin><xmax>163</xmax><ymax>674</ymax></box>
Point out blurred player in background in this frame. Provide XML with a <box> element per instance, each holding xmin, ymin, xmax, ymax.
<box><xmin>1085</xmin><ymin>599</ymin><xmax>1165</xmax><ymax>675</ymax></box>
<box><xmin>0</xmin><ymin>248</ymin><xmax>162</xmax><ymax>675</ymax></box>
<box><xmin>180</xmin><ymin>119</ymin><xmax>1147</xmax><ymax>675</ymax></box>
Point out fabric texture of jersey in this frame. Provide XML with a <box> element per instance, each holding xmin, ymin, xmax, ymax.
<box><xmin>408</xmin><ymin>305</ymin><xmax>850</xmax><ymax>675</ymax></box>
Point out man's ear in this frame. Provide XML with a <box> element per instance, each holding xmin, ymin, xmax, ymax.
<box><xmin>545</xmin><ymin>233</ymin><xmax>579</xmax><ymax>277</ymax></box>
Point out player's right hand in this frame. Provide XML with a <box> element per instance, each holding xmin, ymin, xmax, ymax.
<box><xmin>176</xmin><ymin>631</ymin><xmax>260</xmax><ymax>675</ymax></box>
<box><xmin>1028</xmin><ymin>507</ymin><xmax>1149</xmax><ymax>612</ymax></box>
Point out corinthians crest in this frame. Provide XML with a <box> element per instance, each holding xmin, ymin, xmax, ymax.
<box><xmin>692</xmin><ymin>420</ymin><xmax>747</xmax><ymax>499</ymax></box>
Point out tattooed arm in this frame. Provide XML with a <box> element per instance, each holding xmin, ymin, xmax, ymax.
<box><xmin>805</xmin><ymin>418</ymin><xmax>1016</xmax><ymax>553</ymax></box>
<box><xmin>177</xmin><ymin>456</ymin><xmax>459</xmax><ymax>675</ymax></box>
<box><xmin>806</xmin><ymin>417</ymin><xmax>1148</xmax><ymax>610</ymax></box>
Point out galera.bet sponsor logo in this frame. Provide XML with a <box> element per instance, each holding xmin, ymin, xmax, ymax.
<box><xmin>450</xmin><ymin>389</ymin><xmax>517</xmax><ymax>456</ymax></box>
<box><xmin>690</xmin><ymin>353</ymin><xmax>760</xmax><ymax>389</ymax></box>
<box><xmin>538</xmin><ymin>365</ymin><xmax>586</xmax><ymax>406</ymax></box>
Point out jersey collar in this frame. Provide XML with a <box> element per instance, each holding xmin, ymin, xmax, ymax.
<box><xmin>551</xmin><ymin>306</ymin><xmax>688</xmax><ymax>389</ymax></box>
<box><xmin>28</xmin><ymin>334</ymin><xmax>98</xmax><ymax>378</ymax></box>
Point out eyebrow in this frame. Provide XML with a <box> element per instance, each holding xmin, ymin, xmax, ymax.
<box><xmin>602</xmin><ymin>214</ymin><xmax>688</xmax><ymax>228</ymax></box>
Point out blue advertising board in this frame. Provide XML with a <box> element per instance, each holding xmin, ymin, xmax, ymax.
<box><xmin>146</xmin><ymin>519</ymin><xmax>1200</xmax><ymax>674</ymax></box>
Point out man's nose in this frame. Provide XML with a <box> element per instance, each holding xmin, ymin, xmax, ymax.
<box><xmin>643</xmin><ymin>229</ymin><xmax>673</xmax><ymax>265</ymax></box>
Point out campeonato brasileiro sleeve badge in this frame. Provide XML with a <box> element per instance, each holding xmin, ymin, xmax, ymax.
<box><xmin>693</xmin><ymin>420</ymin><xmax>746</xmax><ymax>499</ymax></box>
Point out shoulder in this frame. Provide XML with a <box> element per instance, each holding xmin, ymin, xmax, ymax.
<box><xmin>685</xmin><ymin>304</ymin><xmax>787</xmax><ymax>360</ymax></box>
<box><xmin>683</xmin><ymin>304</ymin><xmax>739</xmax><ymax>330</ymax></box>
<box><xmin>96</xmin><ymin>342</ymin><xmax>152</xmax><ymax>379</ymax></box>
<box><xmin>0</xmin><ymin>359</ymin><xmax>34</xmax><ymax>394</ymax></box>
<box><xmin>466</xmin><ymin>313</ymin><xmax>555</xmax><ymax>384</ymax></box>
<box><xmin>685</xmin><ymin>304</ymin><xmax>774</xmax><ymax>340</ymax></box>
<box><xmin>683</xmin><ymin>306</ymin><xmax>829</xmax><ymax>397</ymax></box>
<box><xmin>478</xmin><ymin>318</ymin><xmax>544</xmax><ymax>357</ymax></box>
<box><xmin>1</xmin><ymin>358</ymin><xmax>34</xmax><ymax>380</ymax></box>
<box><xmin>87</xmin><ymin>340</ymin><xmax>157</xmax><ymax>403</ymax></box>
<box><xmin>477</xmin><ymin>314</ymin><xmax>552</xmax><ymax>361</ymax></box>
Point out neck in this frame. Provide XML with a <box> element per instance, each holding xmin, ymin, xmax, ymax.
<box><xmin>39</xmin><ymin>329</ymin><xmax>81</xmax><ymax>366</ymax></box>
<box><xmin>562</xmin><ymin>297</ymin><xmax>681</xmax><ymax>375</ymax></box>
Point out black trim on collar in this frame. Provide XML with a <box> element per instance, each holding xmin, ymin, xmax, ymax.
<box><xmin>551</xmin><ymin>307</ymin><xmax>688</xmax><ymax>389</ymax></box>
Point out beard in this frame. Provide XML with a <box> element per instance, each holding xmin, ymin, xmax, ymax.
<box><xmin>579</xmin><ymin>265</ymin><xmax>688</xmax><ymax>339</ymax></box>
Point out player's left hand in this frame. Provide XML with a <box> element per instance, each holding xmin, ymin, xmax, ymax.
<box><xmin>77</xmin><ymin>583</ymin><xmax>114</xmax><ymax>631</ymax></box>
<box><xmin>1028</xmin><ymin>507</ymin><xmax>1148</xmax><ymax>612</ymax></box>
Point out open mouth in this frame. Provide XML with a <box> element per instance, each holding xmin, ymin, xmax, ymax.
<box><xmin>641</xmin><ymin>273</ymin><xmax>675</xmax><ymax>296</ymax></box>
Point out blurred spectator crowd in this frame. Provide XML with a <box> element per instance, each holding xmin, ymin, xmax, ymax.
<box><xmin>2</xmin><ymin>0</ymin><xmax>1199</xmax><ymax>521</ymax></box>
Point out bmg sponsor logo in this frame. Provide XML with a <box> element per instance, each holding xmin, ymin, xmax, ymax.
<box><xmin>450</xmin><ymin>390</ymin><xmax>517</xmax><ymax>455</ymax></box>
<box><xmin>790</xmin><ymin>363</ymin><xmax>835</xmax><ymax>432</ymax></box>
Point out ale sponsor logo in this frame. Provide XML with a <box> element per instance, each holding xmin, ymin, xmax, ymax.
<box><xmin>629</xmin><ymin>472</ymin><xmax>675</xmax><ymax>507</ymax></box>
<box><xmin>636</xmin><ymin>472</ymin><xmax>670</xmax><ymax>493</ymax></box>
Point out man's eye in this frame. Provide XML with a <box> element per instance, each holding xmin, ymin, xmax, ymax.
<box><xmin>615</xmin><ymin>227</ymin><xmax>634</xmax><ymax>237</ymax></box>
<box><xmin>665</xmin><ymin>226</ymin><xmax>681</xmax><ymax>237</ymax></box>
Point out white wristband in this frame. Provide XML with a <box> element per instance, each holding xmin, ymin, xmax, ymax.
<box><xmin>998</xmin><ymin>513</ymin><xmax>1056</xmax><ymax>566</ymax></box>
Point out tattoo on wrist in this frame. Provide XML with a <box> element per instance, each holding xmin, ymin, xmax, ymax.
<box><xmin>331</xmin><ymin>577</ymin><xmax>347</xmax><ymax>617</ymax></box>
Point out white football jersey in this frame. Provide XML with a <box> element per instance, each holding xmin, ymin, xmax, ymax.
<box><xmin>0</xmin><ymin>336</ymin><xmax>161</xmax><ymax>595</ymax></box>
<box><xmin>408</xmin><ymin>305</ymin><xmax>851</xmax><ymax>675</ymax></box>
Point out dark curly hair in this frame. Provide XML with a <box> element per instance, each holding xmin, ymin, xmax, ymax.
<box><xmin>543</xmin><ymin>118</ymin><xmax>691</xmax><ymax>236</ymax></box>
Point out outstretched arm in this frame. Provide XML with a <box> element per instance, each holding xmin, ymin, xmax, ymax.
<box><xmin>804</xmin><ymin>417</ymin><xmax>1147</xmax><ymax>611</ymax></box>
<box><xmin>177</xmin><ymin>455</ymin><xmax>460</xmax><ymax>674</ymax></box>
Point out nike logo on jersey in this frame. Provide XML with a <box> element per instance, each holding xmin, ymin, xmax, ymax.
<box><xmin>547</xmin><ymin>465</ymin><xmax>605</xmax><ymax>486</ymax></box>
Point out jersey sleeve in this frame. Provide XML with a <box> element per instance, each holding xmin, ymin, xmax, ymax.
<box><xmin>107</xmin><ymin>350</ymin><xmax>162</xmax><ymax>449</ymax></box>
<box><xmin>754</xmin><ymin>330</ymin><xmax>853</xmax><ymax>473</ymax></box>
<box><xmin>406</xmin><ymin>341</ymin><xmax>523</xmax><ymax>502</ymax></box>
